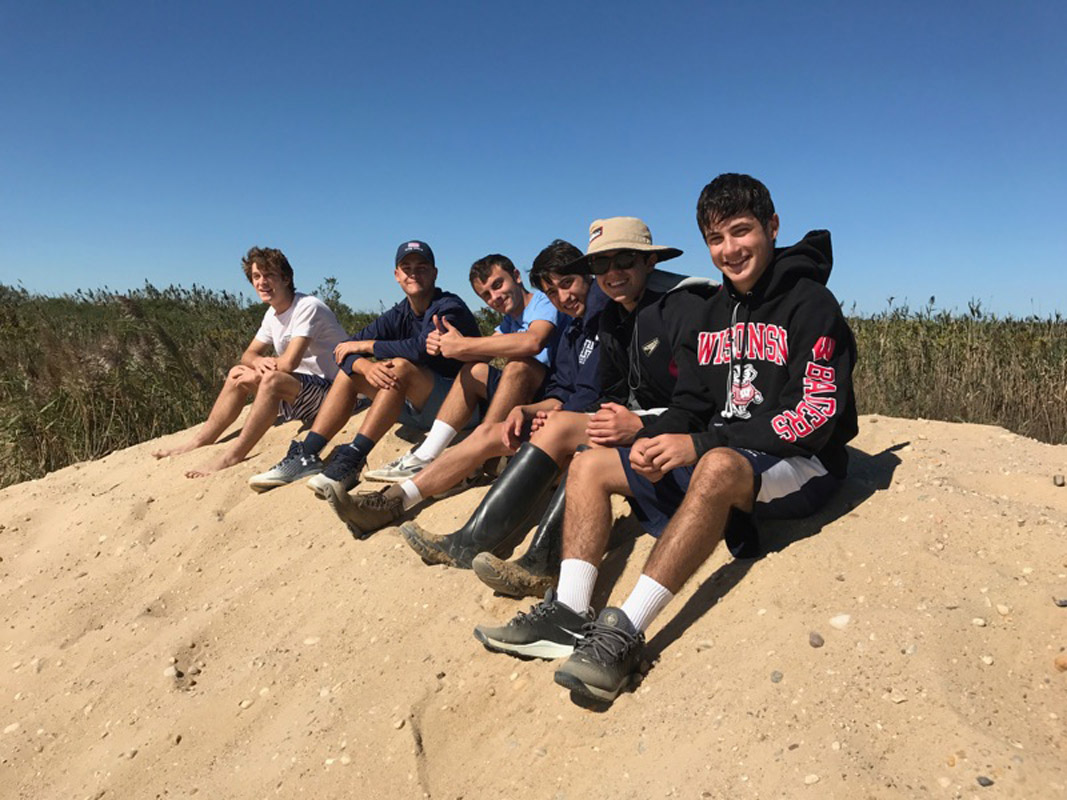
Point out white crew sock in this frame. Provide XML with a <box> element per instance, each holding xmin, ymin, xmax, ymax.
<box><xmin>412</xmin><ymin>420</ymin><xmax>458</xmax><ymax>462</ymax></box>
<box><xmin>620</xmin><ymin>574</ymin><xmax>675</xmax><ymax>633</ymax></box>
<box><xmin>556</xmin><ymin>558</ymin><xmax>598</xmax><ymax>615</ymax></box>
<box><xmin>397</xmin><ymin>480</ymin><xmax>423</xmax><ymax>511</ymax></box>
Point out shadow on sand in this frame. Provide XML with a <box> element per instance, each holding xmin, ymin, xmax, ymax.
<box><xmin>641</xmin><ymin>441</ymin><xmax>907</xmax><ymax>663</ymax></box>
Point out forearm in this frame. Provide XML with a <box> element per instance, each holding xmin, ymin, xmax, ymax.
<box><xmin>521</xmin><ymin>398</ymin><xmax>563</xmax><ymax>417</ymax></box>
<box><xmin>240</xmin><ymin>343</ymin><xmax>269</xmax><ymax>368</ymax></box>
<box><xmin>458</xmin><ymin>331</ymin><xmax>545</xmax><ymax>361</ymax></box>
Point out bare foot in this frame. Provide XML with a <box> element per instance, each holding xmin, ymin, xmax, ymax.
<box><xmin>184</xmin><ymin>453</ymin><xmax>241</xmax><ymax>479</ymax></box>
<box><xmin>153</xmin><ymin>440</ymin><xmax>203</xmax><ymax>459</ymax></box>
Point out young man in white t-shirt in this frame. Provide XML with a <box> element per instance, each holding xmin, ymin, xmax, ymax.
<box><xmin>152</xmin><ymin>246</ymin><xmax>347</xmax><ymax>477</ymax></box>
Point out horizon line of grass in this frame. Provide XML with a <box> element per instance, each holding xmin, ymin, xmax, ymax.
<box><xmin>1</xmin><ymin>282</ymin><xmax>1063</xmax><ymax>489</ymax></box>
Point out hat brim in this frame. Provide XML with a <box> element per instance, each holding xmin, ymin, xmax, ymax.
<box><xmin>562</xmin><ymin>245</ymin><xmax>683</xmax><ymax>274</ymax></box>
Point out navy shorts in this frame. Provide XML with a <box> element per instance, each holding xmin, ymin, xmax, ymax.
<box><xmin>280</xmin><ymin>373</ymin><xmax>332</xmax><ymax>424</ymax></box>
<box><xmin>397</xmin><ymin>371</ymin><xmax>476</xmax><ymax>430</ymax></box>
<box><xmin>620</xmin><ymin>446</ymin><xmax>841</xmax><ymax>556</ymax></box>
<box><xmin>484</xmin><ymin>363</ymin><xmax>548</xmax><ymax>405</ymax></box>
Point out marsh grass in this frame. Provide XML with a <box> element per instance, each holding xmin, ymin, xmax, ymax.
<box><xmin>0</xmin><ymin>285</ymin><xmax>1062</xmax><ymax>489</ymax></box>
<box><xmin>851</xmin><ymin>301</ymin><xmax>1067</xmax><ymax>444</ymax></box>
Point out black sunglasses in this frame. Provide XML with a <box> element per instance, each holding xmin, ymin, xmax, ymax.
<box><xmin>588</xmin><ymin>251</ymin><xmax>647</xmax><ymax>276</ymax></box>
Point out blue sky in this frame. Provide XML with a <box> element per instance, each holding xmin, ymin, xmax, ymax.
<box><xmin>2</xmin><ymin>1</ymin><xmax>1064</xmax><ymax>317</ymax></box>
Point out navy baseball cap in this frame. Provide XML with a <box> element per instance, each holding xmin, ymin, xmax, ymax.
<box><xmin>395</xmin><ymin>240</ymin><xmax>435</xmax><ymax>267</ymax></box>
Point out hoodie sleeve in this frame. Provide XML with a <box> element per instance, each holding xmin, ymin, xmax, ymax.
<box><xmin>691</xmin><ymin>286</ymin><xmax>855</xmax><ymax>459</ymax></box>
<box><xmin>371</xmin><ymin>294</ymin><xmax>469</xmax><ymax>363</ymax></box>
<box><xmin>636</xmin><ymin>288</ymin><xmax>720</xmax><ymax>438</ymax></box>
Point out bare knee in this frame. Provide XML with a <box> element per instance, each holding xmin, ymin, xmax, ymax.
<box><xmin>258</xmin><ymin>369</ymin><xmax>289</xmax><ymax>397</ymax></box>
<box><xmin>458</xmin><ymin>362</ymin><xmax>490</xmax><ymax>395</ymax></box>
<box><xmin>567</xmin><ymin>447</ymin><xmax>617</xmax><ymax>491</ymax></box>
<box><xmin>690</xmin><ymin>448</ymin><xmax>753</xmax><ymax>500</ymax></box>
<box><xmin>227</xmin><ymin>366</ymin><xmax>259</xmax><ymax>392</ymax></box>
<box><xmin>387</xmin><ymin>357</ymin><xmax>418</xmax><ymax>385</ymax></box>
<box><xmin>502</xmin><ymin>358</ymin><xmax>543</xmax><ymax>385</ymax></box>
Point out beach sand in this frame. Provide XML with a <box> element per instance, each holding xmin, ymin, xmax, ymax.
<box><xmin>1</xmin><ymin>412</ymin><xmax>1065</xmax><ymax>799</ymax></box>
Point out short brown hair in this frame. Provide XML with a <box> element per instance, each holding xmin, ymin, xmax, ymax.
<box><xmin>469</xmin><ymin>254</ymin><xmax>518</xmax><ymax>287</ymax></box>
<box><xmin>242</xmin><ymin>247</ymin><xmax>295</xmax><ymax>293</ymax></box>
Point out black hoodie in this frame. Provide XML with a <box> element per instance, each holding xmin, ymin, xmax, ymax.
<box><xmin>643</xmin><ymin>230</ymin><xmax>858</xmax><ymax>477</ymax></box>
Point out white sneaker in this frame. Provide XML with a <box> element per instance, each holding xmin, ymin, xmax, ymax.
<box><xmin>363</xmin><ymin>450</ymin><xmax>433</xmax><ymax>483</ymax></box>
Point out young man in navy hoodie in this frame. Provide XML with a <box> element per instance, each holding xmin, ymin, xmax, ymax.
<box><xmin>474</xmin><ymin>174</ymin><xmax>858</xmax><ymax>705</ymax></box>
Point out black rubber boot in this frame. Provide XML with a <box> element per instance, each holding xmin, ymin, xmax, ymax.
<box><xmin>400</xmin><ymin>442</ymin><xmax>560</xmax><ymax>569</ymax></box>
<box><xmin>471</xmin><ymin>478</ymin><xmax>565</xmax><ymax>597</ymax></box>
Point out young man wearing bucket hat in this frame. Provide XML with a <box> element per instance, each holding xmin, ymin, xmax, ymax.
<box><xmin>397</xmin><ymin>217</ymin><xmax>716</xmax><ymax>587</ymax></box>
<box><xmin>474</xmin><ymin>174</ymin><xmax>858</xmax><ymax>706</ymax></box>
<box><xmin>247</xmin><ymin>240</ymin><xmax>482</xmax><ymax>492</ymax></box>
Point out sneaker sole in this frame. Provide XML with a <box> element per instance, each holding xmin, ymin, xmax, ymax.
<box><xmin>362</xmin><ymin>468</ymin><xmax>421</xmax><ymax>484</ymax></box>
<box><xmin>307</xmin><ymin>473</ymin><xmax>346</xmax><ymax>499</ymax></box>
<box><xmin>473</xmin><ymin>628</ymin><xmax>575</xmax><ymax>660</ymax></box>
<box><xmin>553</xmin><ymin>668</ymin><xmax>630</xmax><ymax>702</ymax></box>
<box><xmin>248</xmin><ymin>477</ymin><xmax>288</xmax><ymax>493</ymax></box>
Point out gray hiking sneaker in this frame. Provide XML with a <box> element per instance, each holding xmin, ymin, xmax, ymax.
<box><xmin>249</xmin><ymin>440</ymin><xmax>323</xmax><ymax>493</ymax></box>
<box><xmin>553</xmin><ymin>607</ymin><xmax>645</xmax><ymax>703</ymax></box>
<box><xmin>307</xmin><ymin>444</ymin><xmax>365</xmax><ymax>497</ymax></box>
<box><xmin>363</xmin><ymin>450</ymin><xmax>433</xmax><ymax>483</ymax></box>
<box><xmin>473</xmin><ymin>588</ymin><xmax>592</xmax><ymax>660</ymax></box>
<box><xmin>322</xmin><ymin>486</ymin><xmax>404</xmax><ymax>539</ymax></box>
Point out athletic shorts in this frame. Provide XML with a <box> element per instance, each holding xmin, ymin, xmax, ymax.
<box><xmin>620</xmin><ymin>446</ymin><xmax>841</xmax><ymax>556</ymax></box>
<box><xmin>398</xmin><ymin>371</ymin><xmax>459</xmax><ymax>430</ymax></box>
<box><xmin>280</xmin><ymin>373</ymin><xmax>333</xmax><ymax>424</ymax></box>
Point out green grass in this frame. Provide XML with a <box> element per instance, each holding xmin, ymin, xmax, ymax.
<box><xmin>1</xmin><ymin>284</ymin><xmax>1062</xmax><ymax>489</ymax></box>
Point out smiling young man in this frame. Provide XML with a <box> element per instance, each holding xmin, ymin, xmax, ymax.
<box><xmin>153</xmin><ymin>247</ymin><xmax>348</xmax><ymax>478</ymax></box>
<box><xmin>398</xmin><ymin>218</ymin><xmax>716</xmax><ymax>587</ymax></box>
<box><xmin>354</xmin><ymin>253</ymin><xmax>568</xmax><ymax>484</ymax></box>
<box><xmin>322</xmin><ymin>239</ymin><xmax>607</xmax><ymax>538</ymax></box>
<box><xmin>474</xmin><ymin>175</ymin><xmax>858</xmax><ymax>705</ymax></box>
<box><xmin>247</xmin><ymin>240</ymin><xmax>481</xmax><ymax>492</ymax></box>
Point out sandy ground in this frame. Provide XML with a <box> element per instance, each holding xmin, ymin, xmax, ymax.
<box><xmin>1</xmin><ymin>412</ymin><xmax>1065</xmax><ymax>800</ymax></box>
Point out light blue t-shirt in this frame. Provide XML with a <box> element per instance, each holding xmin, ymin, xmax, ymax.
<box><xmin>495</xmin><ymin>289</ymin><xmax>569</xmax><ymax>367</ymax></box>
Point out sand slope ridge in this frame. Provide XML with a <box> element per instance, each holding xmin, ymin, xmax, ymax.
<box><xmin>1</xmin><ymin>413</ymin><xmax>1066</xmax><ymax>799</ymax></box>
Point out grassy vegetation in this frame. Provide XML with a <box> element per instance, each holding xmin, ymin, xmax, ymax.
<box><xmin>0</xmin><ymin>285</ymin><xmax>1062</xmax><ymax>489</ymax></box>
<box><xmin>851</xmin><ymin>300</ymin><xmax>1067</xmax><ymax>445</ymax></box>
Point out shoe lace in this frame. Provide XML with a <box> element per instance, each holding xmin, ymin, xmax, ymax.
<box><xmin>575</xmin><ymin>619</ymin><xmax>642</xmax><ymax>662</ymax></box>
<box><xmin>358</xmin><ymin>491</ymin><xmax>400</xmax><ymax>511</ymax></box>
<box><xmin>509</xmin><ymin>599</ymin><xmax>555</xmax><ymax>628</ymax></box>
<box><xmin>330</xmin><ymin>445</ymin><xmax>363</xmax><ymax>471</ymax></box>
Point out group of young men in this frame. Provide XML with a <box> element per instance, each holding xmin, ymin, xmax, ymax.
<box><xmin>155</xmin><ymin>173</ymin><xmax>858</xmax><ymax>706</ymax></box>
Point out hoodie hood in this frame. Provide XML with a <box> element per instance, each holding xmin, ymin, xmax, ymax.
<box><xmin>725</xmin><ymin>229</ymin><xmax>833</xmax><ymax>303</ymax></box>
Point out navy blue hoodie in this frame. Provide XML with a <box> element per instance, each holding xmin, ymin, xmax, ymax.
<box><xmin>542</xmin><ymin>282</ymin><xmax>610</xmax><ymax>413</ymax></box>
<box><xmin>643</xmin><ymin>230</ymin><xmax>858</xmax><ymax>477</ymax></box>
<box><xmin>344</xmin><ymin>288</ymin><xmax>481</xmax><ymax>379</ymax></box>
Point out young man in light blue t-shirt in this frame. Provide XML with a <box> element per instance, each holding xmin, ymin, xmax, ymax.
<box><xmin>360</xmin><ymin>253</ymin><xmax>567</xmax><ymax>483</ymax></box>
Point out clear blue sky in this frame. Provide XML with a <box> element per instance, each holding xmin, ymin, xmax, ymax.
<box><xmin>2</xmin><ymin>1</ymin><xmax>1064</xmax><ymax>317</ymax></box>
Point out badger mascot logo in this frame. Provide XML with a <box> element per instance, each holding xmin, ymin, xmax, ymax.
<box><xmin>725</xmin><ymin>363</ymin><xmax>763</xmax><ymax>419</ymax></box>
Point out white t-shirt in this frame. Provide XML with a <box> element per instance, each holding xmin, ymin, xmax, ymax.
<box><xmin>254</xmin><ymin>293</ymin><xmax>348</xmax><ymax>380</ymax></box>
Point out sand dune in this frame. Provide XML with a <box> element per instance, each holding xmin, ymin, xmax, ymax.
<box><xmin>1</xmin><ymin>412</ymin><xmax>1065</xmax><ymax>799</ymax></box>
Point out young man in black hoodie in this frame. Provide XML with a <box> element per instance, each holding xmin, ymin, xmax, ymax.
<box><xmin>474</xmin><ymin>174</ymin><xmax>858</xmax><ymax>705</ymax></box>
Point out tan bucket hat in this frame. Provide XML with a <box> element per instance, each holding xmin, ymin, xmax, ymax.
<box><xmin>566</xmin><ymin>216</ymin><xmax>682</xmax><ymax>272</ymax></box>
